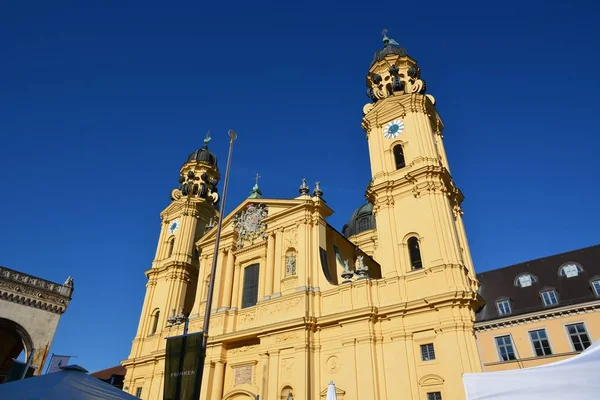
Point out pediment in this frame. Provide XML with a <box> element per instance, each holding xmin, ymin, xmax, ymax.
<box><xmin>197</xmin><ymin>197</ymin><xmax>330</xmax><ymax>249</ymax></box>
<box><xmin>419</xmin><ymin>374</ymin><xmax>444</xmax><ymax>386</ymax></box>
<box><xmin>365</xmin><ymin>97</ymin><xmax>407</xmax><ymax>124</ymax></box>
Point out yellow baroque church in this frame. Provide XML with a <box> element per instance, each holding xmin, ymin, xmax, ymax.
<box><xmin>122</xmin><ymin>33</ymin><xmax>483</xmax><ymax>400</ymax></box>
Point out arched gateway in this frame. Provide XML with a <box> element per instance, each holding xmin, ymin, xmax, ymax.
<box><xmin>0</xmin><ymin>266</ymin><xmax>73</xmax><ymax>382</ymax></box>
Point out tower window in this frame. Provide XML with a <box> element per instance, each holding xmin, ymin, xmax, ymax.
<box><xmin>408</xmin><ymin>237</ymin><xmax>423</xmax><ymax>269</ymax></box>
<box><xmin>150</xmin><ymin>310</ymin><xmax>160</xmax><ymax>335</ymax></box>
<box><xmin>241</xmin><ymin>264</ymin><xmax>260</xmax><ymax>309</ymax></box>
<box><xmin>358</xmin><ymin>217</ymin><xmax>370</xmax><ymax>231</ymax></box>
<box><xmin>427</xmin><ymin>393</ymin><xmax>442</xmax><ymax>400</ymax></box>
<box><xmin>167</xmin><ymin>238</ymin><xmax>175</xmax><ymax>258</ymax></box>
<box><xmin>393</xmin><ymin>145</ymin><xmax>406</xmax><ymax>169</ymax></box>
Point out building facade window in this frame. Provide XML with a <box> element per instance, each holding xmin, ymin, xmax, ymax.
<box><xmin>420</xmin><ymin>343</ymin><xmax>436</xmax><ymax>361</ymax></box>
<box><xmin>566</xmin><ymin>323</ymin><xmax>591</xmax><ymax>351</ymax></box>
<box><xmin>427</xmin><ymin>392</ymin><xmax>442</xmax><ymax>400</ymax></box>
<box><xmin>135</xmin><ymin>387</ymin><xmax>142</xmax><ymax>398</ymax></box>
<box><xmin>358</xmin><ymin>217</ymin><xmax>370</xmax><ymax>231</ymax></box>
<box><xmin>150</xmin><ymin>310</ymin><xmax>160</xmax><ymax>335</ymax></box>
<box><xmin>529</xmin><ymin>329</ymin><xmax>552</xmax><ymax>356</ymax></box>
<box><xmin>495</xmin><ymin>335</ymin><xmax>516</xmax><ymax>361</ymax></box>
<box><xmin>559</xmin><ymin>262</ymin><xmax>583</xmax><ymax>278</ymax></box>
<box><xmin>393</xmin><ymin>145</ymin><xmax>406</xmax><ymax>169</ymax></box>
<box><xmin>241</xmin><ymin>264</ymin><xmax>260</xmax><ymax>309</ymax></box>
<box><xmin>591</xmin><ymin>279</ymin><xmax>600</xmax><ymax>296</ymax></box>
<box><xmin>408</xmin><ymin>237</ymin><xmax>423</xmax><ymax>270</ymax></box>
<box><xmin>541</xmin><ymin>290</ymin><xmax>558</xmax><ymax>306</ymax></box>
<box><xmin>496</xmin><ymin>299</ymin><xmax>511</xmax><ymax>316</ymax></box>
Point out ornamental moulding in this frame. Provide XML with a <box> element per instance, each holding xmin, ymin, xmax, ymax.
<box><xmin>475</xmin><ymin>303</ymin><xmax>600</xmax><ymax>332</ymax></box>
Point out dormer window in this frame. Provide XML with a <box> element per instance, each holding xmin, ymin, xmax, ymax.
<box><xmin>559</xmin><ymin>262</ymin><xmax>583</xmax><ymax>278</ymax></box>
<box><xmin>496</xmin><ymin>299</ymin><xmax>511</xmax><ymax>316</ymax></box>
<box><xmin>541</xmin><ymin>289</ymin><xmax>558</xmax><ymax>306</ymax></box>
<box><xmin>515</xmin><ymin>273</ymin><xmax>536</xmax><ymax>288</ymax></box>
<box><xmin>591</xmin><ymin>279</ymin><xmax>600</xmax><ymax>296</ymax></box>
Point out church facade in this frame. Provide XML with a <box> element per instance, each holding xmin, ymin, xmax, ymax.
<box><xmin>122</xmin><ymin>34</ymin><xmax>483</xmax><ymax>400</ymax></box>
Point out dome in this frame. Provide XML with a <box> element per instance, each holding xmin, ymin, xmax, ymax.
<box><xmin>187</xmin><ymin>145</ymin><xmax>218</xmax><ymax>167</ymax></box>
<box><xmin>342</xmin><ymin>202</ymin><xmax>376</xmax><ymax>238</ymax></box>
<box><xmin>371</xmin><ymin>43</ymin><xmax>408</xmax><ymax>66</ymax></box>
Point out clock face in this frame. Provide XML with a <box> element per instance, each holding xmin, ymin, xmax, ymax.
<box><xmin>383</xmin><ymin>119</ymin><xmax>405</xmax><ymax>139</ymax></box>
<box><xmin>168</xmin><ymin>220</ymin><xmax>180</xmax><ymax>234</ymax></box>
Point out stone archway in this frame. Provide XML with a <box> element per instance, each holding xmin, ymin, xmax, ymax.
<box><xmin>0</xmin><ymin>266</ymin><xmax>74</xmax><ymax>381</ymax></box>
<box><xmin>0</xmin><ymin>318</ymin><xmax>34</xmax><ymax>383</ymax></box>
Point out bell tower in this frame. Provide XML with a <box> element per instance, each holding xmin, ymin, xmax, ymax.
<box><xmin>128</xmin><ymin>133</ymin><xmax>220</xmax><ymax>358</ymax></box>
<box><xmin>362</xmin><ymin>32</ymin><xmax>476</xmax><ymax>290</ymax></box>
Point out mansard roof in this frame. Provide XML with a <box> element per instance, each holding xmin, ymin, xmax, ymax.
<box><xmin>476</xmin><ymin>244</ymin><xmax>600</xmax><ymax>323</ymax></box>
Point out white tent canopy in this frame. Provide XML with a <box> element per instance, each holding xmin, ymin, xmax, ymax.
<box><xmin>463</xmin><ymin>340</ymin><xmax>600</xmax><ymax>399</ymax></box>
<box><xmin>0</xmin><ymin>365</ymin><xmax>137</xmax><ymax>400</ymax></box>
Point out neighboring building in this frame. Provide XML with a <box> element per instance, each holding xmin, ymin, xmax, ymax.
<box><xmin>91</xmin><ymin>365</ymin><xmax>126</xmax><ymax>390</ymax></box>
<box><xmin>123</xmin><ymin>32</ymin><xmax>482</xmax><ymax>400</ymax></box>
<box><xmin>475</xmin><ymin>244</ymin><xmax>600</xmax><ymax>371</ymax></box>
<box><xmin>0</xmin><ymin>266</ymin><xmax>74</xmax><ymax>382</ymax></box>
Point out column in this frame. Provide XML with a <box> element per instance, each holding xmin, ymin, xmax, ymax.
<box><xmin>211</xmin><ymin>250</ymin><xmax>225</xmax><ymax>313</ymax></box>
<box><xmin>265</xmin><ymin>233</ymin><xmax>275</xmax><ymax>298</ymax></box>
<box><xmin>273</xmin><ymin>229</ymin><xmax>283</xmax><ymax>294</ymax></box>
<box><xmin>210</xmin><ymin>361</ymin><xmax>225</xmax><ymax>400</ymax></box>
<box><xmin>259</xmin><ymin>352</ymin><xmax>270</xmax><ymax>399</ymax></box>
<box><xmin>231</xmin><ymin>264</ymin><xmax>241</xmax><ymax>310</ymax></box>
<box><xmin>267</xmin><ymin>350</ymin><xmax>280</xmax><ymax>396</ymax></box>
<box><xmin>221</xmin><ymin>250</ymin><xmax>235</xmax><ymax>309</ymax></box>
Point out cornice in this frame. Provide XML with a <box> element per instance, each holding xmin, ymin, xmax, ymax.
<box><xmin>475</xmin><ymin>300</ymin><xmax>600</xmax><ymax>332</ymax></box>
<box><xmin>0</xmin><ymin>266</ymin><xmax>73</xmax><ymax>314</ymax></box>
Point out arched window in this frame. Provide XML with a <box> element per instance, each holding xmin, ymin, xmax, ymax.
<box><xmin>167</xmin><ymin>238</ymin><xmax>175</xmax><ymax>257</ymax></box>
<box><xmin>358</xmin><ymin>217</ymin><xmax>370</xmax><ymax>231</ymax></box>
<box><xmin>150</xmin><ymin>310</ymin><xmax>160</xmax><ymax>335</ymax></box>
<box><xmin>559</xmin><ymin>262</ymin><xmax>583</xmax><ymax>278</ymax></box>
<box><xmin>408</xmin><ymin>236</ymin><xmax>423</xmax><ymax>270</ymax></box>
<box><xmin>514</xmin><ymin>273</ymin><xmax>537</xmax><ymax>288</ymax></box>
<box><xmin>393</xmin><ymin>145</ymin><xmax>406</xmax><ymax>170</ymax></box>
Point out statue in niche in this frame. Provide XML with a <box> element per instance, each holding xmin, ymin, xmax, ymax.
<box><xmin>286</xmin><ymin>390</ymin><xmax>293</xmax><ymax>400</ymax></box>
<box><xmin>285</xmin><ymin>253</ymin><xmax>296</xmax><ymax>276</ymax></box>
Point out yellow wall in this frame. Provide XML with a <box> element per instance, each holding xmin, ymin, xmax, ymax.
<box><xmin>475</xmin><ymin>302</ymin><xmax>600</xmax><ymax>371</ymax></box>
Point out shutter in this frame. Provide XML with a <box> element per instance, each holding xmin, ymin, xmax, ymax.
<box><xmin>241</xmin><ymin>264</ymin><xmax>260</xmax><ymax>308</ymax></box>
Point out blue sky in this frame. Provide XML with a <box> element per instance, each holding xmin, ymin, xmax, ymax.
<box><xmin>1</xmin><ymin>0</ymin><xmax>599</xmax><ymax>373</ymax></box>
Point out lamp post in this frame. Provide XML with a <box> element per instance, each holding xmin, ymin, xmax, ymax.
<box><xmin>196</xmin><ymin>129</ymin><xmax>237</xmax><ymax>398</ymax></box>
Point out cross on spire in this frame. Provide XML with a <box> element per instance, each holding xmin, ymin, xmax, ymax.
<box><xmin>255</xmin><ymin>173</ymin><xmax>261</xmax><ymax>186</ymax></box>
<box><xmin>382</xmin><ymin>28</ymin><xmax>388</xmax><ymax>37</ymax></box>
<box><xmin>204</xmin><ymin>130</ymin><xmax>211</xmax><ymax>145</ymax></box>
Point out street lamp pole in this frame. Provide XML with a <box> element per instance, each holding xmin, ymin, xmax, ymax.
<box><xmin>196</xmin><ymin>129</ymin><xmax>237</xmax><ymax>398</ymax></box>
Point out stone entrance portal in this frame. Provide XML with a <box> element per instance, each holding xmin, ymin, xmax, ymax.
<box><xmin>0</xmin><ymin>266</ymin><xmax>73</xmax><ymax>382</ymax></box>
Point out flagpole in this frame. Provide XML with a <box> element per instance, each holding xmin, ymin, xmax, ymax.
<box><xmin>196</xmin><ymin>129</ymin><xmax>237</xmax><ymax>399</ymax></box>
<box><xmin>45</xmin><ymin>353</ymin><xmax>54</xmax><ymax>375</ymax></box>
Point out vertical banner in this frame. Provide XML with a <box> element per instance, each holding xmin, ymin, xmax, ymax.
<box><xmin>164</xmin><ymin>331</ymin><xmax>205</xmax><ymax>400</ymax></box>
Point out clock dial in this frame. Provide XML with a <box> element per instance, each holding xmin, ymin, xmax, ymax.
<box><xmin>383</xmin><ymin>119</ymin><xmax>405</xmax><ymax>139</ymax></box>
<box><xmin>168</xmin><ymin>220</ymin><xmax>180</xmax><ymax>234</ymax></box>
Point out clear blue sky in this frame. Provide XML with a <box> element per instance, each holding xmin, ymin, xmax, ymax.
<box><xmin>1</xmin><ymin>0</ymin><xmax>598</xmax><ymax>373</ymax></box>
